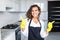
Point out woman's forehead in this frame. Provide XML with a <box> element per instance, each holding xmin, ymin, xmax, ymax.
<box><xmin>32</xmin><ymin>7</ymin><xmax>38</xmax><ymax>10</ymax></box>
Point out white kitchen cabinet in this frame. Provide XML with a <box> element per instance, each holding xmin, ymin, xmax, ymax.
<box><xmin>1</xmin><ymin>29</ymin><xmax>15</xmax><ymax>40</ymax></box>
<box><xmin>0</xmin><ymin>0</ymin><xmax>20</xmax><ymax>11</ymax></box>
<box><xmin>6</xmin><ymin>0</ymin><xmax>20</xmax><ymax>12</ymax></box>
<box><xmin>0</xmin><ymin>0</ymin><xmax>6</xmax><ymax>11</ymax></box>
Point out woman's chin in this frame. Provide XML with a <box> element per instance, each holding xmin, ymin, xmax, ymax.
<box><xmin>33</xmin><ymin>15</ymin><xmax>38</xmax><ymax>17</ymax></box>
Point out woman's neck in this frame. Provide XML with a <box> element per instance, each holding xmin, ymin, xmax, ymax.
<box><xmin>32</xmin><ymin>18</ymin><xmax>39</xmax><ymax>24</ymax></box>
<box><xmin>32</xmin><ymin>18</ymin><xmax>38</xmax><ymax>20</ymax></box>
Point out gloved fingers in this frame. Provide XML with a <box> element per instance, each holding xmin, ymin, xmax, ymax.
<box><xmin>52</xmin><ymin>21</ymin><xmax>55</xmax><ymax>23</ymax></box>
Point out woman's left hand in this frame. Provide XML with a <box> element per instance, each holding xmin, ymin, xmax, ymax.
<box><xmin>45</xmin><ymin>31</ymin><xmax>48</xmax><ymax>35</ymax></box>
<box><xmin>47</xmin><ymin>21</ymin><xmax>55</xmax><ymax>32</ymax></box>
<box><xmin>44</xmin><ymin>31</ymin><xmax>49</xmax><ymax>37</ymax></box>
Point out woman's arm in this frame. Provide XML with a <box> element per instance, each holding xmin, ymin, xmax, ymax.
<box><xmin>40</xmin><ymin>20</ymin><xmax>48</xmax><ymax>38</ymax></box>
<box><xmin>41</xmin><ymin>21</ymin><xmax>55</xmax><ymax>38</ymax></box>
<box><xmin>44</xmin><ymin>21</ymin><xmax>55</xmax><ymax>37</ymax></box>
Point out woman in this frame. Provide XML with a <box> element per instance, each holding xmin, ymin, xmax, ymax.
<box><xmin>21</xmin><ymin>5</ymin><xmax>48</xmax><ymax>40</ymax></box>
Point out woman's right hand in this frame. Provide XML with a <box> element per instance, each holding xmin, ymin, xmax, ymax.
<box><xmin>20</xmin><ymin>19</ymin><xmax>26</xmax><ymax>32</ymax></box>
<box><xmin>21</xmin><ymin>28</ymin><xmax>25</xmax><ymax>32</ymax></box>
<box><xmin>20</xmin><ymin>16</ymin><xmax>27</xmax><ymax>32</ymax></box>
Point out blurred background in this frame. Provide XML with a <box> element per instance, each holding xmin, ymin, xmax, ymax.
<box><xmin>0</xmin><ymin>0</ymin><xmax>60</xmax><ymax>40</ymax></box>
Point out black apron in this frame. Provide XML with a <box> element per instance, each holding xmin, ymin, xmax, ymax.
<box><xmin>28</xmin><ymin>20</ymin><xmax>44</xmax><ymax>40</ymax></box>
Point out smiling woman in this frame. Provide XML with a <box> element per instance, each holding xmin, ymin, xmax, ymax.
<box><xmin>26</xmin><ymin>5</ymin><xmax>45</xmax><ymax>40</ymax></box>
<box><xmin>20</xmin><ymin>5</ymin><xmax>48</xmax><ymax>40</ymax></box>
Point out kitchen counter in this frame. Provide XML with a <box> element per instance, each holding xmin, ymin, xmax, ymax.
<box><xmin>1</xmin><ymin>29</ymin><xmax>15</xmax><ymax>40</ymax></box>
<box><xmin>0</xmin><ymin>21</ymin><xmax>21</xmax><ymax>40</ymax></box>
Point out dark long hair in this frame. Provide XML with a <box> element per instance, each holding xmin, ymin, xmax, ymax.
<box><xmin>26</xmin><ymin>5</ymin><xmax>41</xmax><ymax>19</ymax></box>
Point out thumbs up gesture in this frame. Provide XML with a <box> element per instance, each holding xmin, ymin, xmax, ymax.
<box><xmin>20</xmin><ymin>16</ymin><xmax>27</xmax><ymax>31</ymax></box>
<box><xmin>47</xmin><ymin>21</ymin><xmax>55</xmax><ymax>32</ymax></box>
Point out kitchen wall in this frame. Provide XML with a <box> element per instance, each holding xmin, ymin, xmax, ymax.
<box><xmin>0</xmin><ymin>12</ymin><xmax>19</xmax><ymax>28</ymax></box>
<box><xmin>0</xmin><ymin>0</ymin><xmax>20</xmax><ymax>28</ymax></box>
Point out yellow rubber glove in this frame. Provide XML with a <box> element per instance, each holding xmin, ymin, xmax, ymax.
<box><xmin>47</xmin><ymin>21</ymin><xmax>55</xmax><ymax>32</ymax></box>
<box><xmin>20</xmin><ymin>16</ymin><xmax>27</xmax><ymax>29</ymax></box>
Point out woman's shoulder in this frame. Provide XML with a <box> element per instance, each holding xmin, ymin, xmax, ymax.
<box><xmin>40</xmin><ymin>19</ymin><xmax>44</xmax><ymax>23</ymax></box>
<box><xmin>40</xmin><ymin>19</ymin><xmax>45</xmax><ymax>26</ymax></box>
<box><xmin>25</xmin><ymin>18</ymin><xmax>31</xmax><ymax>23</ymax></box>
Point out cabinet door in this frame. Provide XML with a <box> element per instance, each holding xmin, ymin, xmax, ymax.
<box><xmin>48</xmin><ymin>1</ymin><xmax>60</xmax><ymax>32</ymax></box>
<box><xmin>1</xmin><ymin>29</ymin><xmax>15</xmax><ymax>40</ymax></box>
<box><xmin>0</xmin><ymin>0</ymin><xmax>6</xmax><ymax>11</ymax></box>
<box><xmin>6</xmin><ymin>0</ymin><xmax>20</xmax><ymax>11</ymax></box>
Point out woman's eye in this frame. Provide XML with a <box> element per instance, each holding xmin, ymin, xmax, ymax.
<box><xmin>32</xmin><ymin>10</ymin><xmax>34</xmax><ymax>12</ymax></box>
<box><xmin>35</xmin><ymin>10</ymin><xmax>37</xmax><ymax>11</ymax></box>
<box><xmin>32</xmin><ymin>10</ymin><xmax>38</xmax><ymax>12</ymax></box>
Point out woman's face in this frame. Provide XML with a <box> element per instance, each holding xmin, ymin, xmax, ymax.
<box><xmin>31</xmin><ymin>7</ymin><xmax>40</xmax><ymax>18</ymax></box>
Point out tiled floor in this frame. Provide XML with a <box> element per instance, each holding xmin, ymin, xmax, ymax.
<box><xmin>45</xmin><ymin>32</ymin><xmax>60</xmax><ymax>40</ymax></box>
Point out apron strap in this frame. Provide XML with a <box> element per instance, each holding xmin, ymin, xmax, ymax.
<box><xmin>39</xmin><ymin>20</ymin><xmax>42</xmax><ymax>27</ymax></box>
<box><xmin>28</xmin><ymin>19</ymin><xmax>32</xmax><ymax>27</ymax></box>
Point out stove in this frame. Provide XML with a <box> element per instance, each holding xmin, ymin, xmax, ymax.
<box><xmin>1</xmin><ymin>24</ymin><xmax>21</xmax><ymax>40</ymax></box>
